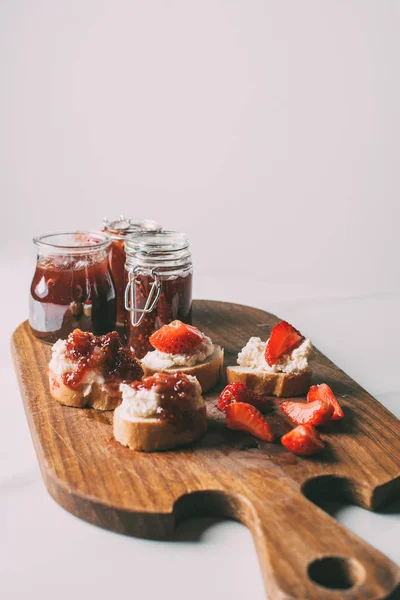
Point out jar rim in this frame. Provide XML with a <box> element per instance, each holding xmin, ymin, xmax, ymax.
<box><xmin>103</xmin><ymin>216</ymin><xmax>161</xmax><ymax>237</ymax></box>
<box><xmin>33</xmin><ymin>231</ymin><xmax>111</xmax><ymax>252</ymax></box>
<box><xmin>125</xmin><ymin>230</ymin><xmax>189</xmax><ymax>255</ymax></box>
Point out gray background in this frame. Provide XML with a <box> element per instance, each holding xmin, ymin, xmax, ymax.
<box><xmin>1</xmin><ymin>2</ymin><xmax>399</xmax><ymax>600</ymax></box>
<box><xmin>1</xmin><ymin>0</ymin><xmax>399</xmax><ymax>294</ymax></box>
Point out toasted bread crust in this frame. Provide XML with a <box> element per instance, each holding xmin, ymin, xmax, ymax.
<box><xmin>49</xmin><ymin>373</ymin><xmax>122</xmax><ymax>410</ymax></box>
<box><xmin>226</xmin><ymin>366</ymin><xmax>311</xmax><ymax>397</ymax></box>
<box><xmin>142</xmin><ymin>346</ymin><xmax>224</xmax><ymax>393</ymax></box>
<box><xmin>113</xmin><ymin>406</ymin><xmax>207</xmax><ymax>451</ymax></box>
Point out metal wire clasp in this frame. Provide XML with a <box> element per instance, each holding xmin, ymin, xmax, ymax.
<box><xmin>124</xmin><ymin>267</ymin><xmax>161</xmax><ymax>327</ymax></box>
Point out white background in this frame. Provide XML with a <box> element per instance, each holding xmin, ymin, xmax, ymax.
<box><xmin>1</xmin><ymin>1</ymin><xmax>399</xmax><ymax>599</ymax></box>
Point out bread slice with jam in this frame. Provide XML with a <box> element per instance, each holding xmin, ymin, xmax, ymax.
<box><xmin>113</xmin><ymin>372</ymin><xmax>207</xmax><ymax>451</ymax></box>
<box><xmin>48</xmin><ymin>329</ymin><xmax>143</xmax><ymax>410</ymax></box>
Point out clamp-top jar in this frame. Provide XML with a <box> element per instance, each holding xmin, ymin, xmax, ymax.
<box><xmin>124</xmin><ymin>231</ymin><xmax>193</xmax><ymax>358</ymax></box>
<box><xmin>103</xmin><ymin>216</ymin><xmax>161</xmax><ymax>332</ymax></box>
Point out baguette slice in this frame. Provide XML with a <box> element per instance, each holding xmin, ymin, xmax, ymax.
<box><xmin>113</xmin><ymin>405</ymin><xmax>207</xmax><ymax>452</ymax></box>
<box><xmin>49</xmin><ymin>373</ymin><xmax>122</xmax><ymax>410</ymax></box>
<box><xmin>226</xmin><ymin>366</ymin><xmax>311</xmax><ymax>398</ymax></box>
<box><xmin>142</xmin><ymin>346</ymin><xmax>224</xmax><ymax>393</ymax></box>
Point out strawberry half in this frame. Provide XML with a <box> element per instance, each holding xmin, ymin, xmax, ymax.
<box><xmin>281</xmin><ymin>424</ymin><xmax>324</xmax><ymax>456</ymax></box>
<box><xmin>307</xmin><ymin>383</ymin><xmax>344</xmax><ymax>420</ymax></box>
<box><xmin>280</xmin><ymin>398</ymin><xmax>334</xmax><ymax>427</ymax></box>
<box><xmin>217</xmin><ymin>383</ymin><xmax>272</xmax><ymax>413</ymax></box>
<box><xmin>149</xmin><ymin>320</ymin><xmax>204</xmax><ymax>354</ymax></box>
<box><xmin>265</xmin><ymin>321</ymin><xmax>305</xmax><ymax>366</ymax></box>
<box><xmin>225</xmin><ymin>402</ymin><xmax>274</xmax><ymax>442</ymax></box>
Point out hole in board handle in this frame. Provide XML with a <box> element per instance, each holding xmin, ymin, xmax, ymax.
<box><xmin>301</xmin><ymin>475</ymin><xmax>371</xmax><ymax>508</ymax></box>
<box><xmin>308</xmin><ymin>556</ymin><xmax>365</xmax><ymax>590</ymax></box>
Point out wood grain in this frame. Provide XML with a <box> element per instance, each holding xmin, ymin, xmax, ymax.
<box><xmin>11</xmin><ymin>300</ymin><xmax>400</xmax><ymax>599</ymax></box>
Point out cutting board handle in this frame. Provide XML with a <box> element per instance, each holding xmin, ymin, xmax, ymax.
<box><xmin>174</xmin><ymin>480</ymin><xmax>399</xmax><ymax>598</ymax></box>
<box><xmin>241</xmin><ymin>483</ymin><xmax>400</xmax><ymax>599</ymax></box>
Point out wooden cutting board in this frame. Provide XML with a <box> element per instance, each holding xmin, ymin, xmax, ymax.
<box><xmin>11</xmin><ymin>300</ymin><xmax>400</xmax><ymax>599</ymax></box>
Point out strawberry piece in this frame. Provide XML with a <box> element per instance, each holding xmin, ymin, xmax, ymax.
<box><xmin>280</xmin><ymin>398</ymin><xmax>334</xmax><ymax>426</ymax></box>
<box><xmin>225</xmin><ymin>402</ymin><xmax>274</xmax><ymax>442</ymax></box>
<box><xmin>149</xmin><ymin>320</ymin><xmax>204</xmax><ymax>354</ymax></box>
<box><xmin>217</xmin><ymin>383</ymin><xmax>271</xmax><ymax>413</ymax></box>
<box><xmin>307</xmin><ymin>383</ymin><xmax>344</xmax><ymax>420</ymax></box>
<box><xmin>281</xmin><ymin>424</ymin><xmax>324</xmax><ymax>456</ymax></box>
<box><xmin>265</xmin><ymin>321</ymin><xmax>305</xmax><ymax>366</ymax></box>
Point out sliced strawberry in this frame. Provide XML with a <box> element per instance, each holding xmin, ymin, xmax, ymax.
<box><xmin>218</xmin><ymin>383</ymin><xmax>250</xmax><ymax>411</ymax></box>
<box><xmin>149</xmin><ymin>320</ymin><xmax>203</xmax><ymax>354</ymax></box>
<box><xmin>225</xmin><ymin>402</ymin><xmax>274</xmax><ymax>442</ymax></box>
<box><xmin>280</xmin><ymin>398</ymin><xmax>334</xmax><ymax>426</ymax></box>
<box><xmin>265</xmin><ymin>321</ymin><xmax>305</xmax><ymax>366</ymax></box>
<box><xmin>217</xmin><ymin>383</ymin><xmax>272</xmax><ymax>413</ymax></box>
<box><xmin>281</xmin><ymin>424</ymin><xmax>324</xmax><ymax>456</ymax></box>
<box><xmin>307</xmin><ymin>384</ymin><xmax>344</xmax><ymax>420</ymax></box>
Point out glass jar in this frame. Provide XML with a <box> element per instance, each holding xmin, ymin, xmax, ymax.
<box><xmin>124</xmin><ymin>231</ymin><xmax>193</xmax><ymax>358</ymax></box>
<box><xmin>103</xmin><ymin>216</ymin><xmax>161</xmax><ymax>332</ymax></box>
<box><xmin>29</xmin><ymin>231</ymin><xmax>116</xmax><ymax>343</ymax></box>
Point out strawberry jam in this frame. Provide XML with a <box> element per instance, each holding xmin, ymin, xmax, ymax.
<box><xmin>29</xmin><ymin>232</ymin><xmax>116</xmax><ymax>343</ymax></box>
<box><xmin>103</xmin><ymin>217</ymin><xmax>161</xmax><ymax>334</ymax></box>
<box><xmin>130</xmin><ymin>372</ymin><xmax>199</xmax><ymax>428</ymax></box>
<box><xmin>63</xmin><ymin>329</ymin><xmax>143</xmax><ymax>389</ymax></box>
<box><xmin>124</xmin><ymin>231</ymin><xmax>193</xmax><ymax>359</ymax></box>
<box><xmin>108</xmin><ymin>238</ymin><xmax>127</xmax><ymax>330</ymax></box>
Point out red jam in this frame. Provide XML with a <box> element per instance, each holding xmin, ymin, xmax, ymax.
<box><xmin>103</xmin><ymin>218</ymin><xmax>162</xmax><ymax>334</ymax></box>
<box><xmin>30</xmin><ymin>254</ymin><xmax>116</xmax><ymax>344</ymax></box>
<box><xmin>126</xmin><ymin>272</ymin><xmax>192</xmax><ymax>358</ymax></box>
<box><xmin>63</xmin><ymin>329</ymin><xmax>143</xmax><ymax>389</ymax></box>
<box><xmin>108</xmin><ymin>238</ymin><xmax>126</xmax><ymax>331</ymax></box>
<box><xmin>130</xmin><ymin>372</ymin><xmax>199</xmax><ymax>427</ymax></box>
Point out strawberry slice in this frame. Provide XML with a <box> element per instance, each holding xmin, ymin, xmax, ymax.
<box><xmin>265</xmin><ymin>321</ymin><xmax>305</xmax><ymax>366</ymax></box>
<box><xmin>280</xmin><ymin>398</ymin><xmax>334</xmax><ymax>426</ymax></box>
<box><xmin>225</xmin><ymin>402</ymin><xmax>274</xmax><ymax>442</ymax></box>
<box><xmin>281</xmin><ymin>424</ymin><xmax>324</xmax><ymax>456</ymax></box>
<box><xmin>217</xmin><ymin>383</ymin><xmax>272</xmax><ymax>413</ymax></box>
<box><xmin>307</xmin><ymin>384</ymin><xmax>344</xmax><ymax>420</ymax></box>
<box><xmin>149</xmin><ymin>320</ymin><xmax>204</xmax><ymax>354</ymax></box>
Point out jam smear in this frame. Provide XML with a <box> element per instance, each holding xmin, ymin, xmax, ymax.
<box><xmin>63</xmin><ymin>329</ymin><xmax>143</xmax><ymax>389</ymax></box>
<box><xmin>126</xmin><ymin>272</ymin><xmax>192</xmax><ymax>358</ymax></box>
<box><xmin>30</xmin><ymin>255</ymin><xmax>116</xmax><ymax>343</ymax></box>
<box><xmin>130</xmin><ymin>372</ymin><xmax>200</xmax><ymax>428</ymax></box>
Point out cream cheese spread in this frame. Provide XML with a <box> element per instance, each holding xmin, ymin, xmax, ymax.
<box><xmin>118</xmin><ymin>374</ymin><xmax>204</xmax><ymax>420</ymax></box>
<box><xmin>141</xmin><ymin>335</ymin><xmax>215</xmax><ymax>371</ymax></box>
<box><xmin>49</xmin><ymin>338</ymin><xmax>105</xmax><ymax>396</ymax></box>
<box><xmin>237</xmin><ymin>337</ymin><xmax>312</xmax><ymax>374</ymax></box>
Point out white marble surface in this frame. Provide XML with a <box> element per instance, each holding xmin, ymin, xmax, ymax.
<box><xmin>1</xmin><ymin>257</ymin><xmax>399</xmax><ymax>600</ymax></box>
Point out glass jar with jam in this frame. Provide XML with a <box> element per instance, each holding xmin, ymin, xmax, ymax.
<box><xmin>103</xmin><ymin>216</ymin><xmax>161</xmax><ymax>333</ymax></box>
<box><xmin>124</xmin><ymin>231</ymin><xmax>193</xmax><ymax>358</ymax></box>
<box><xmin>29</xmin><ymin>231</ymin><xmax>116</xmax><ymax>343</ymax></box>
